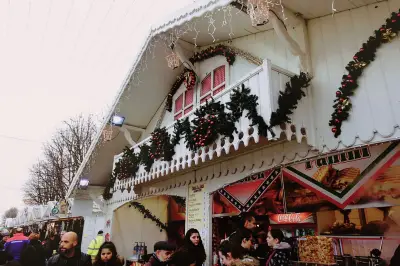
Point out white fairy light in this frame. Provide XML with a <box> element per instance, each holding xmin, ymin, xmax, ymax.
<box><xmin>205</xmin><ymin>12</ymin><xmax>217</xmax><ymax>42</ymax></box>
<box><xmin>193</xmin><ymin>21</ymin><xmax>200</xmax><ymax>47</ymax></box>
<box><xmin>331</xmin><ymin>0</ymin><xmax>337</xmax><ymax>16</ymax></box>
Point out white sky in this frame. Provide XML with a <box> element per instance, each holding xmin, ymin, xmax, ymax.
<box><xmin>0</xmin><ymin>0</ymin><xmax>193</xmax><ymax>215</ymax></box>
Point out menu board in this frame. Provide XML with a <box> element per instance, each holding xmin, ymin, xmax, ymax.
<box><xmin>187</xmin><ymin>182</ymin><xmax>207</xmax><ymax>230</ymax></box>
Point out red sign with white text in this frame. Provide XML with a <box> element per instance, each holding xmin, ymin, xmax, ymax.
<box><xmin>269</xmin><ymin>212</ymin><xmax>314</xmax><ymax>224</ymax></box>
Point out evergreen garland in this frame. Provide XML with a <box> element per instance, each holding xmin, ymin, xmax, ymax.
<box><xmin>329</xmin><ymin>10</ymin><xmax>400</xmax><ymax>137</ymax></box>
<box><xmin>129</xmin><ymin>202</ymin><xmax>168</xmax><ymax>232</ymax></box>
<box><xmin>269</xmin><ymin>72</ymin><xmax>312</xmax><ymax>127</ymax></box>
<box><xmin>189</xmin><ymin>100</ymin><xmax>236</xmax><ymax>151</ymax></box>
<box><xmin>227</xmin><ymin>84</ymin><xmax>275</xmax><ymax>137</ymax></box>
<box><xmin>103</xmin><ymin>74</ymin><xmax>312</xmax><ymax>199</ymax></box>
<box><xmin>189</xmin><ymin>44</ymin><xmax>236</xmax><ymax>65</ymax></box>
<box><xmin>114</xmin><ymin>147</ymin><xmax>140</xmax><ymax>180</ymax></box>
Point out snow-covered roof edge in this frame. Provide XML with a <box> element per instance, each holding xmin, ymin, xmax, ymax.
<box><xmin>66</xmin><ymin>0</ymin><xmax>235</xmax><ymax>198</ymax></box>
<box><xmin>151</xmin><ymin>0</ymin><xmax>233</xmax><ymax>35</ymax></box>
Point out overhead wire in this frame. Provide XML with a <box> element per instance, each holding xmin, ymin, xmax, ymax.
<box><xmin>0</xmin><ymin>134</ymin><xmax>43</xmax><ymax>144</ymax></box>
<box><xmin>80</xmin><ymin>0</ymin><xmax>137</xmax><ymax>67</ymax></box>
<box><xmin>99</xmin><ymin>0</ymin><xmax>158</xmax><ymax>81</ymax></box>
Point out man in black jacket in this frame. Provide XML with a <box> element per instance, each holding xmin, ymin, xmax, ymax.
<box><xmin>47</xmin><ymin>232</ymin><xmax>91</xmax><ymax>266</ymax></box>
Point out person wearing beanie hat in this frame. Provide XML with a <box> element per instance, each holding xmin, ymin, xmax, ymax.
<box><xmin>87</xmin><ymin>230</ymin><xmax>105</xmax><ymax>263</ymax></box>
<box><xmin>145</xmin><ymin>241</ymin><xmax>176</xmax><ymax>266</ymax></box>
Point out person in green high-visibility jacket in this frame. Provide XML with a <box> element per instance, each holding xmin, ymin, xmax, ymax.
<box><xmin>87</xmin><ymin>230</ymin><xmax>105</xmax><ymax>263</ymax></box>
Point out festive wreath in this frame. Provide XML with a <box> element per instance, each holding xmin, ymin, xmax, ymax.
<box><xmin>329</xmin><ymin>10</ymin><xmax>400</xmax><ymax>137</ymax></box>
<box><xmin>183</xmin><ymin>70</ymin><xmax>196</xmax><ymax>91</ymax></box>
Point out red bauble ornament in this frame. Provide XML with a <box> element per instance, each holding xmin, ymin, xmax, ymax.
<box><xmin>335</xmin><ymin>119</ymin><xmax>340</xmax><ymax>124</ymax></box>
<box><xmin>392</xmin><ymin>19</ymin><xmax>397</xmax><ymax>23</ymax></box>
<box><xmin>210</xmin><ymin>121</ymin><xmax>214</xmax><ymax>124</ymax></box>
<box><xmin>349</xmin><ymin>80</ymin><xmax>354</xmax><ymax>83</ymax></box>
<box><xmin>380</xmin><ymin>27</ymin><xmax>385</xmax><ymax>31</ymax></box>
<box><xmin>332</xmin><ymin>127</ymin><xmax>337</xmax><ymax>133</ymax></box>
<box><xmin>347</xmin><ymin>74</ymin><xmax>352</xmax><ymax>78</ymax></box>
<box><xmin>360</xmin><ymin>48</ymin><xmax>364</xmax><ymax>52</ymax></box>
<box><xmin>339</xmin><ymin>98</ymin><xmax>344</xmax><ymax>103</ymax></box>
<box><xmin>397</xmin><ymin>13</ymin><xmax>400</xmax><ymax>17</ymax></box>
<box><xmin>336</xmin><ymin>91</ymin><xmax>342</xmax><ymax>97</ymax></box>
<box><xmin>338</xmin><ymin>110</ymin><xmax>342</xmax><ymax>114</ymax></box>
<box><xmin>342</xmin><ymin>84</ymin><xmax>346</xmax><ymax>88</ymax></box>
<box><xmin>353</xmin><ymin>56</ymin><xmax>358</xmax><ymax>60</ymax></box>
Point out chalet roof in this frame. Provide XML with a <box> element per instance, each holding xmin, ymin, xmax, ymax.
<box><xmin>66</xmin><ymin>0</ymin><xmax>236</xmax><ymax>198</ymax></box>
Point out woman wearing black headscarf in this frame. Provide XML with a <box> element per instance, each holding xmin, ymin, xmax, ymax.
<box><xmin>171</xmin><ymin>228</ymin><xmax>206</xmax><ymax>266</ymax></box>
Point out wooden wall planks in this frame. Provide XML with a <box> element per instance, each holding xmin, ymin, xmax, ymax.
<box><xmin>308</xmin><ymin>0</ymin><xmax>400</xmax><ymax>150</ymax></box>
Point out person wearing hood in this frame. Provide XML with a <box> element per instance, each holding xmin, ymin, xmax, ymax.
<box><xmin>266</xmin><ymin>230</ymin><xmax>291</xmax><ymax>266</ymax></box>
<box><xmin>218</xmin><ymin>240</ymin><xmax>259</xmax><ymax>266</ymax></box>
<box><xmin>0</xmin><ymin>230</ymin><xmax>10</xmax><ymax>250</ymax></box>
<box><xmin>145</xmin><ymin>241</ymin><xmax>176</xmax><ymax>266</ymax></box>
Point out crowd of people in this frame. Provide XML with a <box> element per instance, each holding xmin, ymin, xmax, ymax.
<box><xmin>1</xmin><ymin>214</ymin><xmax>398</xmax><ymax>266</ymax></box>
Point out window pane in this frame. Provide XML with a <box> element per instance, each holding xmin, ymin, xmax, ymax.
<box><xmin>174</xmin><ymin>112</ymin><xmax>182</xmax><ymax>120</ymax></box>
<box><xmin>213</xmin><ymin>65</ymin><xmax>225</xmax><ymax>87</ymax></box>
<box><xmin>201</xmin><ymin>74</ymin><xmax>212</xmax><ymax>96</ymax></box>
<box><xmin>184</xmin><ymin>106</ymin><xmax>193</xmax><ymax>115</ymax></box>
<box><xmin>185</xmin><ymin>89</ymin><xmax>194</xmax><ymax>107</ymax></box>
<box><xmin>213</xmin><ymin>85</ymin><xmax>225</xmax><ymax>96</ymax></box>
<box><xmin>200</xmin><ymin>94</ymin><xmax>212</xmax><ymax>104</ymax></box>
<box><xmin>175</xmin><ymin>94</ymin><xmax>183</xmax><ymax>113</ymax></box>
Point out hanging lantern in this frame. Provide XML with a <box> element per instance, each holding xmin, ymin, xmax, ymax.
<box><xmin>247</xmin><ymin>0</ymin><xmax>283</xmax><ymax>26</ymax></box>
<box><xmin>102</xmin><ymin>127</ymin><xmax>113</xmax><ymax>142</ymax></box>
<box><xmin>165</xmin><ymin>52</ymin><xmax>180</xmax><ymax>69</ymax></box>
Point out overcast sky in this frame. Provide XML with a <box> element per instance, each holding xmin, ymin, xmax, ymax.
<box><xmin>0</xmin><ymin>0</ymin><xmax>193</xmax><ymax>215</ymax></box>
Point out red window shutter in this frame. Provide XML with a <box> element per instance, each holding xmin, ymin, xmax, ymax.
<box><xmin>174</xmin><ymin>113</ymin><xmax>183</xmax><ymax>120</ymax></box>
<box><xmin>201</xmin><ymin>74</ymin><xmax>212</xmax><ymax>97</ymax></box>
<box><xmin>175</xmin><ymin>94</ymin><xmax>183</xmax><ymax>113</ymax></box>
<box><xmin>200</xmin><ymin>94</ymin><xmax>212</xmax><ymax>104</ymax></box>
<box><xmin>184</xmin><ymin>106</ymin><xmax>193</xmax><ymax>115</ymax></box>
<box><xmin>213</xmin><ymin>85</ymin><xmax>225</xmax><ymax>96</ymax></box>
<box><xmin>213</xmin><ymin>65</ymin><xmax>225</xmax><ymax>87</ymax></box>
<box><xmin>185</xmin><ymin>89</ymin><xmax>194</xmax><ymax>107</ymax></box>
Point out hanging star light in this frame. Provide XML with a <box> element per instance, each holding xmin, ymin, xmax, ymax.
<box><xmin>247</xmin><ymin>0</ymin><xmax>285</xmax><ymax>26</ymax></box>
<box><xmin>165</xmin><ymin>52</ymin><xmax>180</xmax><ymax>69</ymax></box>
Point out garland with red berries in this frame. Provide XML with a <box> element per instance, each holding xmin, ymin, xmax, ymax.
<box><xmin>103</xmin><ymin>70</ymin><xmax>311</xmax><ymax>199</ymax></box>
<box><xmin>329</xmin><ymin>10</ymin><xmax>400</xmax><ymax>137</ymax></box>
<box><xmin>166</xmin><ymin>69</ymin><xmax>196</xmax><ymax>112</ymax></box>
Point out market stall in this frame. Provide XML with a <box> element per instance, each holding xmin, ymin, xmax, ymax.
<box><xmin>111</xmin><ymin>195</ymin><xmax>186</xmax><ymax>266</ymax></box>
<box><xmin>210</xmin><ymin>141</ymin><xmax>400</xmax><ymax>265</ymax></box>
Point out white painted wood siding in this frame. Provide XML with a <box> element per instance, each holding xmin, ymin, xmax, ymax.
<box><xmin>309</xmin><ymin>0</ymin><xmax>400</xmax><ymax>151</ymax></box>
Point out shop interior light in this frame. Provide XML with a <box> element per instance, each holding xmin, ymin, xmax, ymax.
<box><xmin>111</xmin><ymin>115</ymin><xmax>125</xmax><ymax>127</ymax></box>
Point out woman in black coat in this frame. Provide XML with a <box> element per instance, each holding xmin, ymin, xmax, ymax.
<box><xmin>171</xmin><ymin>228</ymin><xmax>206</xmax><ymax>266</ymax></box>
<box><xmin>21</xmin><ymin>233</ymin><xmax>46</xmax><ymax>266</ymax></box>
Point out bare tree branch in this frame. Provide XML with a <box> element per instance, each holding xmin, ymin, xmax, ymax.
<box><xmin>23</xmin><ymin>115</ymin><xmax>97</xmax><ymax>205</ymax></box>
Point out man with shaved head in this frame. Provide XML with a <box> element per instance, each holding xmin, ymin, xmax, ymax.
<box><xmin>47</xmin><ymin>232</ymin><xmax>91</xmax><ymax>266</ymax></box>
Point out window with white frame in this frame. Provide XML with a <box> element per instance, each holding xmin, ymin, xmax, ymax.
<box><xmin>173</xmin><ymin>85</ymin><xmax>194</xmax><ymax>120</ymax></box>
<box><xmin>200</xmin><ymin>65</ymin><xmax>226</xmax><ymax>104</ymax></box>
